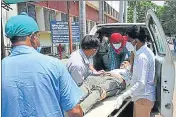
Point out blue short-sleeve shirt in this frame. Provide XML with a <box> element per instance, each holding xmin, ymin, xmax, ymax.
<box><xmin>2</xmin><ymin>45</ymin><xmax>83</xmax><ymax>117</ymax></box>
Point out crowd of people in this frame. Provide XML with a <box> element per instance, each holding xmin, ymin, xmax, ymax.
<box><xmin>2</xmin><ymin>13</ymin><xmax>156</xmax><ymax>117</ymax></box>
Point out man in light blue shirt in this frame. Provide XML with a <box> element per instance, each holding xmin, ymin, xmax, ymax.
<box><xmin>66</xmin><ymin>35</ymin><xmax>102</xmax><ymax>86</ymax></box>
<box><xmin>2</xmin><ymin>12</ymin><xmax>83</xmax><ymax>117</ymax></box>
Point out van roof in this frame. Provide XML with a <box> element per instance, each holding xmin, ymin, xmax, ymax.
<box><xmin>97</xmin><ymin>23</ymin><xmax>145</xmax><ymax>27</ymax></box>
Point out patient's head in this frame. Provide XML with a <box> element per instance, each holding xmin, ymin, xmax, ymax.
<box><xmin>120</xmin><ymin>61</ymin><xmax>130</xmax><ymax>69</ymax></box>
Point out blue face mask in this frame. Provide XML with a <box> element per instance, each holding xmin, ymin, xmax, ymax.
<box><xmin>36</xmin><ymin>46</ymin><xmax>42</xmax><ymax>53</ymax></box>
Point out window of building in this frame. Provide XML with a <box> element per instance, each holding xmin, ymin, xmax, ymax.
<box><xmin>18</xmin><ymin>3</ymin><xmax>36</xmax><ymax>20</ymax></box>
<box><xmin>106</xmin><ymin>3</ymin><xmax>108</xmax><ymax>13</ymax></box>
<box><xmin>104</xmin><ymin>15</ymin><xmax>107</xmax><ymax>23</ymax></box>
<box><xmin>41</xmin><ymin>47</ymin><xmax>52</xmax><ymax>55</ymax></box>
<box><xmin>108</xmin><ymin>5</ymin><xmax>111</xmax><ymax>14</ymax></box>
<box><xmin>116</xmin><ymin>11</ymin><xmax>119</xmax><ymax>19</ymax></box>
<box><xmin>49</xmin><ymin>10</ymin><xmax>56</xmax><ymax>22</ymax></box>
<box><xmin>110</xmin><ymin>7</ymin><xmax>112</xmax><ymax>15</ymax></box>
<box><xmin>43</xmin><ymin>8</ymin><xmax>50</xmax><ymax>31</ymax></box>
<box><xmin>110</xmin><ymin>7</ymin><xmax>113</xmax><ymax>15</ymax></box>
<box><xmin>73</xmin><ymin>16</ymin><xmax>79</xmax><ymax>22</ymax></box>
<box><xmin>90</xmin><ymin>20</ymin><xmax>95</xmax><ymax>30</ymax></box>
<box><xmin>66</xmin><ymin>14</ymin><xmax>68</xmax><ymax>21</ymax></box>
<box><xmin>107</xmin><ymin>4</ymin><xmax>109</xmax><ymax>14</ymax></box>
<box><xmin>61</xmin><ymin>13</ymin><xmax>68</xmax><ymax>22</ymax></box>
<box><xmin>104</xmin><ymin>1</ymin><xmax>107</xmax><ymax>12</ymax></box>
<box><xmin>113</xmin><ymin>9</ymin><xmax>116</xmax><ymax>18</ymax></box>
<box><xmin>27</xmin><ymin>4</ymin><xmax>36</xmax><ymax>21</ymax></box>
<box><xmin>111</xmin><ymin>7</ymin><xmax>113</xmax><ymax>16</ymax></box>
<box><xmin>18</xmin><ymin>2</ymin><xmax>27</xmax><ymax>13</ymax></box>
<box><xmin>86</xmin><ymin>20</ymin><xmax>89</xmax><ymax>34</ymax></box>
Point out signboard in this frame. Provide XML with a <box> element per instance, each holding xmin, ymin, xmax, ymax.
<box><xmin>50</xmin><ymin>21</ymin><xmax>80</xmax><ymax>43</ymax></box>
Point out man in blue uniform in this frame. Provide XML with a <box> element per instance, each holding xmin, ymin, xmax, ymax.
<box><xmin>2</xmin><ymin>12</ymin><xmax>83</xmax><ymax>117</ymax></box>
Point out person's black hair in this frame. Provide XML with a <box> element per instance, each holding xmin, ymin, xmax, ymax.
<box><xmin>81</xmin><ymin>35</ymin><xmax>100</xmax><ymax>50</ymax></box>
<box><xmin>11</xmin><ymin>36</ymin><xmax>28</xmax><ymax>44</ymax></box>
<box><xmin>126</xmin><ymin>25</ymin><xmax>138</xmax><ymax>39</ymax></box>
<box><xmin>136</xmin><ymin>27</ymin><xmax>147</xmax><ymax>43</ymax></box>
<box><xmin>10</xmin><ymin>32</ymin><xmax>39</xmax><ymax>44</ymax></box>
<box><xmin>126</xmin><ymin>25</ymin><xmax>146</xmax><ymax>43</ymax></box>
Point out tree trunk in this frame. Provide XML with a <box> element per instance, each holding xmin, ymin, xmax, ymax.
<box><xmin>119</xmin><ymin>0</ymin><xmax>124</xmax><ymax>23</ymax></box>
<box><xmin>133</xmin><ymin>3</ymin><xmax>137</xmax><ymax>23</ymax></box>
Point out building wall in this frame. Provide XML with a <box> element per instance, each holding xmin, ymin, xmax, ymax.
<box><xmin>87</xmin><ymin>1</ymin><xmax>99</xmax><ymax>9</ymax></box>
<box><xmin>39</xmin><ymin>32</ymin><xmax>52</xmax><ymax>46</ymax></box>
<box><xmin>35</xmin><ymin>1</ymin><xmax>79</xmax><ymax>17</ymax></box>
<box><xmin>105</xmin><ymin>14</ymin><xmax>118</xmax><ymax>23</ymax></box>
<box><xmin>2</xmin><ymin>1</ymin><xmax>119</xmax><ymax>57</ymax></box>
<box><xmin>35</xmin><ymin>1</ymin><xmax>118</xmax><ymax>23</ymax></box>
<box><xmin>107</xmin><ymin>17</ymin><xmax>117</xmax><ymax>23</ymax></box>
<box><xmin>86</xmin><ymin>5</ymin><xmax>99</xmax><ymax>22</ymax></box>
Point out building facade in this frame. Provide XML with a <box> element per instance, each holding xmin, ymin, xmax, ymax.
<box><xmin>2</xmin><ymin>1</ymin><xmax>119</xmax><ymax>58</ymax></box>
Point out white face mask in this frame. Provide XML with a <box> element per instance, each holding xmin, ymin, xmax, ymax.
<box><xmin>113</xmin><ymin>43</ymin><xmax>121</xmax><ymax>49</ymax></box>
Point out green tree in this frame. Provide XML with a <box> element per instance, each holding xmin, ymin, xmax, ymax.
<box><xmin>160</xmin><ymin>1</ymin><xmax>176</xmax><ymax>35</ymax></box>
<box><xmin>127</xmin><ymin>1</ymin><xmax>158</xmax><ymax>23</ymax></box>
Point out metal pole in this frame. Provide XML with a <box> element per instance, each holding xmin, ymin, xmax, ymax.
<box><xmin>67</xmin><ymin>1</ymin><xmax>73</xmax><ymax>54</ymax></box>
<box><xmin>119</xmin><ymin>0</ymin><xmax>124</xmax><ymax>23</ymax></box>
<box><xmin>79</xmin><ymin>1</ymin><xmax>86</xmax><ymax>42</ymax></box>
<box><xmin>1</xmin><ymin>19</ymin><xmax>5</xmax><ymax>59</ymax></box>
<box><xmin>133</xmin><ymin>2</ymin><xmax>137</xmax><ymax>23</ymax></box>
<box><xmin>99</xmin><ymin>1</ymin><xmax>104</xmax><ymax>24</ymax></box>
<box><xmin>124</xmin><ymin>1</ymin><xmax>128</xmax><ymax>23</ymax></box>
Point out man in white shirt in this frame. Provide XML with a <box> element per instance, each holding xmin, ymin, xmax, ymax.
<box><xmin>115</xmin><ymin>26</ymin><xmax>155</xmax><ymax>117</ymax></box>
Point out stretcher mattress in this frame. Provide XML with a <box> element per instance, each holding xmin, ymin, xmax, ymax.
<box><xmin>84</xmin><ymin>95</ymin><xmax>119</xmax><ymax>117</ymax></box>
<box><xmin>84</xmin><ymin>86</ymin><xmax>132</xmax><ymax>117</ymax></box>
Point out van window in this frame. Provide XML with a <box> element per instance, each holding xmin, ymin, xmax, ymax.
<box><xmin>149</xmin><ymin>20</ymin><xmax>166</xmax><ymax>55</ymax></box>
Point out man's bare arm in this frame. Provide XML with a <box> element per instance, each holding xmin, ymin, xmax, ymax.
<box><xmin>67</xmin><ymin>104</ymin><xmax>83</xmax><ymax>117</ymax></box>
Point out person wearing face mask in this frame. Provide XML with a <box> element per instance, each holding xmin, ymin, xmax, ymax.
<box><xmin>66</xmin><ymin>35</ymin><xmax>101</xmax><ymax>86</ymax></box>
<box><xmin>108</xmin><ymin>33</ymin><xmax>128</xmax><ymax>70</ymax></box>
<box><xmin>115</xmin><ymin>26</ymin><xmax>155</xmax><ymax>117</ymax></box>
<box><xmin>2</xmin><ymin>12</ymin><xmax>84</xmax><ymax>117</ymax></box>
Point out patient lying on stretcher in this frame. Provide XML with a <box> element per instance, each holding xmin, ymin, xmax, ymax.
<box><xmin>79</xmin><ymin>61</ymin><xmax>132</xmax><ymax>114</ymax></box>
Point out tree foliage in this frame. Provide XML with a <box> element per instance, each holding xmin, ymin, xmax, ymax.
<box><xmin>128</xmin><ymin>1</ymin><xmax>158</xmax><ymax>23</ymax></box>
<box><xmin>160</xmin><ymin>1</ymin><xmax>176</xmax><ymax>35</ymax></box>
<box><xmin>127</xmin><ymin>1</ymin><xmax>176</xmax><ymax>35</ymax></box>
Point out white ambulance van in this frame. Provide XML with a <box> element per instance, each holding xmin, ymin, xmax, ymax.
<box><xmin>85</xmin><ymin>9</ymin><xmax>175</xmax><ymax>117</ymax></box>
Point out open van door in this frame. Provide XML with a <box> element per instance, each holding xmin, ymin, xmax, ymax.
<box><xmin>146</xmin><ymin>9</ymin><xmax>175</xmax><ymax>117</ymax></box>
